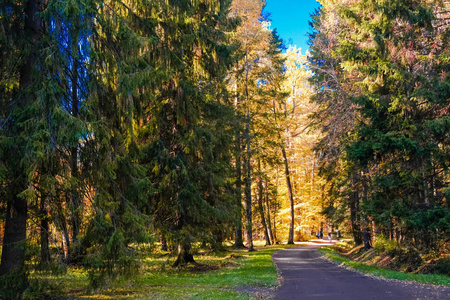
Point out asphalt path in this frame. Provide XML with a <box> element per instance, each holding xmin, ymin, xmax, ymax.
<box><xmin>273</xmin><ymin>241</ymin><xmax>450</xmax><ymax>300</ymax></box>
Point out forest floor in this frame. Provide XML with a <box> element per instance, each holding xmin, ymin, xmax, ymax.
<box><xmin>29</xmin><ymin>241</ymin><xmax>294</xmax><ymax>299</ymax></box>
<box><xmin>273</xmin><ymin>241</ymin><xmax>450</xmax><ymax>299</ymax></box>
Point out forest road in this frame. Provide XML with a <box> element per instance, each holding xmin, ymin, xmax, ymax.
<box><xmin>272</xmin><ymin>241</ymin><xmax>450</xmax><ymax>300</ymax></box>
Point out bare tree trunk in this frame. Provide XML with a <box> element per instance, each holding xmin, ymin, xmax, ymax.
<box><xmin>257</xmin><ymin>160</ymin><xmax>270</xmax><ymax>245</ymax></box>
<box><xmin>371</xmin><ymin>220</ymin><xmax>376</xmax><ymax>245</ymax></box>
<box><xmin>264</xmin><ymin>182</ymin><xmax>274</xmax><ymax>245</ymax></box>
<box><xmin>70</xmin><ymin>56</ymin><xmax>80</xmax><ymax>249</ymax></box>
<box><xmin>234</xmin><ymin>65</ymin><xmax>245</xmax><ymax>249</ymax></box>
<box><xmin>271</xmin><ymin>96</ymin><xmax>295</xmax><ymax>245</ymax></box>
<box><xmin>244</xmin><ymin>50</ymin><xmax>253</xmax><ymax>252</ymax></box>
<box><xmin>311</xmin><ymin>154</ymin><xmax>316</xmax><ymax>194</ymax></box>
<box><xmin>61</xmin><ymin>228</ymin><xmax>70</xmax><ymax>262</ymax></box>
<box><xmin>272</xmin><ymin>167</ymin><xmax>279</xmax><ymax>244</ymax></box>
<box><xmin>244</xmin><ymin>125</ymin><xmax>254</xmax><ymax>251</ymax></box>
<box><xmin>234</xmin><ymin>132</ymin><xmax>245</xmax><ymax>248</ymax></box>
<box><xmin>361</xmin><ymin>172</ymin><xmax>371</xmax><ymax>250</ymax></box>
<box><xmin>55</xmin><ymin>206</ymin><xmax>70</xmax><ymax>263</ymax></box>
<box><xmin>350</xmin><ymin>173</ymin><xmax>363</xmax><ymax>245</ymax></box>
<box><xmin>282</xmin><ymin>147</ymin><xmax>295</xmax><ymax>244</ymax></box>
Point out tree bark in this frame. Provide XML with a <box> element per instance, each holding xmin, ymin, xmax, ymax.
<box><xmin>233</xmin><ymin>64</ymin><xmax>245</xmax><ymax>249</ymax></box>
<box><xmin>0</xmin><ymin>187</ymin><xmax>28</xmax><ymax>279</ymax></box>
<box><xmin>282</xmin><ymin>147</ymin><xmax>295</xmax><ymax>244</ymax></box>
<box><xmin>363</xmin><ymin>224</ymin><xmax>371</xmax><ymax>250</ymax></box>
<box><xmin>172</xmin><ymin>242</ymin><xmax>195</xmax><ymax>267</ymax></box>
<box><xmin>244</xmin><ymin>49</ymin><xmax>253</xmax><ymax>252</ymax></box>
<box><xmin>70</xmin><ymin>55</ymin><xmax>80</xmax><ymax>249</ymax></box>
<box><xmin>55</xmin><ymin>208</ymin><xmax>70</xmax><ymax>262</ymax></box>
<box><xmin>257</xmin><ymin>160</ymin><xmax>270</xmax><ymax>245</ymax></box>
<box><xmin>234</xmin><ymin>131</ymin><xmax>245</xmax><ymax>248</ymax></box>
<box><xmin>40</xmin><ymin>196</ymin><xmax>50</xmax><ymax>265</ymax></box>
<box><xmin>350</xmin><ymin>174</ymin><xmax>363</xmax><ymax>245</ymax></box>
<box><xmin>311</xmin><ymin>154</ymin><xmax>316</xmax><ymax>194</ymax></box>
<box><xmin>264</xmin><ymin>182</ymin><xmax>274</xmax><ymax>245</ymax></box>
<box><xmin>272</xmin><ymin>167</ymin><xmax>279</xmax><ymax>244</ymax></box>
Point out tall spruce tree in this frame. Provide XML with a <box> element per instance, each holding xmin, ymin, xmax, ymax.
<box><xmin>137</xmin><ymin>0</ymin><xmax>236</xmax><ymax>265</ymax></box>
<box><xmin>0</xmin><ymin>0</ymin><xmax>44</xmax><ymax>294</ymax></box>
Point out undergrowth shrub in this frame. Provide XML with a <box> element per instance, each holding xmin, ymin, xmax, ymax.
<box><xmin>388</xmin><ymin>248</ymin><xmax>423</xmax><ymax>272</ymax></box>
<box><xmin>432</xmin><ymin>259</ymin><xmax>450</xmax><ymax>276</ymax></box>
<box><xmin>0</xmin><ymin>269</ymin><xmax>29</xmax><ymax>299</ymax></box>
<box><xmin>335</xmin><ymin>240</ymin><xmax>354</xmax><ymax>251</ymax></box>
<box><xmin>22</xmin><ymin>278</ymin><xmax>63</xmax><ymax>300</ymax></box>
<box><xmin>373</xmin><ymin>235</ymin><xmax>399</xmax><ymax>253</ymax></box>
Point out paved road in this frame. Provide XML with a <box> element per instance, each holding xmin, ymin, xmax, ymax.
<box><xmin>273</xmin><ymin>242</ymin><xmax>450</xmax><ymax>300</ymax></box>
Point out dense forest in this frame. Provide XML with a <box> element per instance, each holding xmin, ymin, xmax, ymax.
<box><xmin>1</xmin><ymin>0</ymin><xmax>449</xmax><ymax>298</ymax></box>
<box><xmin>310</xmin><ymin>0</ymin><xmax>450</xmax><ymax>251</ymax></box>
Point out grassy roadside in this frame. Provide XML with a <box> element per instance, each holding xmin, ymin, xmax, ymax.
<box><xmin>319</xmin><ymin>246</ymin><xmax>450</xmax><ymax>287</ymax></box>
<box><xmin>34</xmin><ymin>243</ymin><xmax>294</xmax><ymax>299</ymax></box>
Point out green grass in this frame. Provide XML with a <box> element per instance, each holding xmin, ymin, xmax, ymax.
<box><xmin>37</xmin><ymin>243</ymin><xmax>294</xmax><ymax>299</ymax></box>
<box><xmin>319</xmin><ymin>246</ymin><xmax>450</xmax><ymax>287</ymax></box>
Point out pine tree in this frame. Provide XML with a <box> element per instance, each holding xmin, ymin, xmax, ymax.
<box><xmin>136</xmin><ymin>0</ymin><xmax>237</xmax><ymax>265</ymax></box>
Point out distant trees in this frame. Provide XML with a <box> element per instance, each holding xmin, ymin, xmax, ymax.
<box><xmin>228</xmin><ymin>0</ymin><xmax>315</xmax><ymax>249</ymax></box>
<box><xmin>310</xmin><ymin>0</ymin><xmax>450</xmax><ymax>249</ymax></box>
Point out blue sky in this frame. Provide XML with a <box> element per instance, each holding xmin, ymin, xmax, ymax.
<box><xmin>264</xmin><ymin>0</ymin><xmax>321</xmax><ymax>53</ymax></box>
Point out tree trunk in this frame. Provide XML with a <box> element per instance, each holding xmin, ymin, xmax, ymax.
<box><xmin>0</xmin><ymin>189</ymin><xmax>28</xmax><ymax>280</ymax></box>
<box><xmin>172</xmin><ymin>242</ymin><xmax>195</xmax><ymax>267</ymax></box>
<box><xmin>56</xmin><ymin>210</ymin><xmax>71</xmax><ymax>263</ymax></box>
<box><xmin>272</xmin><ymin>167</ymin><xmax>279</xmax><ymax>244</ymax></box>
<box><xmin>160</xmin><ymin>234</ymin><xmax>168</xmax><ymax>251</ymax></box>
<box><xmin>350</xmin><ymin>174</ymin><xmax>363</xmax><ymax>245</ymax></box>
<box><xmin>282</xmin><ymin>147</ymin><xmax>295</xmax><ymax>244</ymax></box>
<box><xmin>264</xmin><ymin>182</ymin><xmax>274</xmax><ymax>245</ymax></box>
<box><xmin>212</xmin><ymin>229</ymin><xmax>224</xmax><ymax>251</ymax></box>
<box><xmin>40</xmin><ymin>196</ymin><xmax>50</xmax><ymax>266</ymax></box>
<box><xmin>61</xmin><ymin>228</ymin><xmax>70</xmax><ymax>262</ymax></box>
<box><xmin>234</xmin><ymin>222</ymin><xmax>245</xmax><ymax>248</ymax></box>
<box><xmin>70</xmin><ymin>56</ymin><xmax>80</xmax><ymax>247</ymax></box>
<box><xmin>311</xmin><ymin>154</ymin><xmax>315</xmax><ymax>194</ymax></box>
<box><xmin>244</xmin><ymin>49</ymin><xmax>253</xmax><ymax>252</ymax></box>
<box><xmin>363</xmin><ymin>224</ymin><xmax>371</xmax><ymax>250</ymax></box>
<box><xmin>245</xmin><ymin>109</ymin><xmax>254</xmax><ymax>251</ymax></box>
<box><xmin>234</xmin><ymin>131</ymin><xmax>245</xmax><ymax>248</ymax></box>
<box><xmin>257</xmin><ymin>160</ymin><xmax>270</xmax><ymax>245</ymax></box>
<box><xmin>234</xmin><ymin>64</ymin><xmax>245</xmax><ymax>249</ymax></box>
<box><xmin>272</xmin><ymin>96</ymin><xmax>295</xmax><ymax>245</ymax></box>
